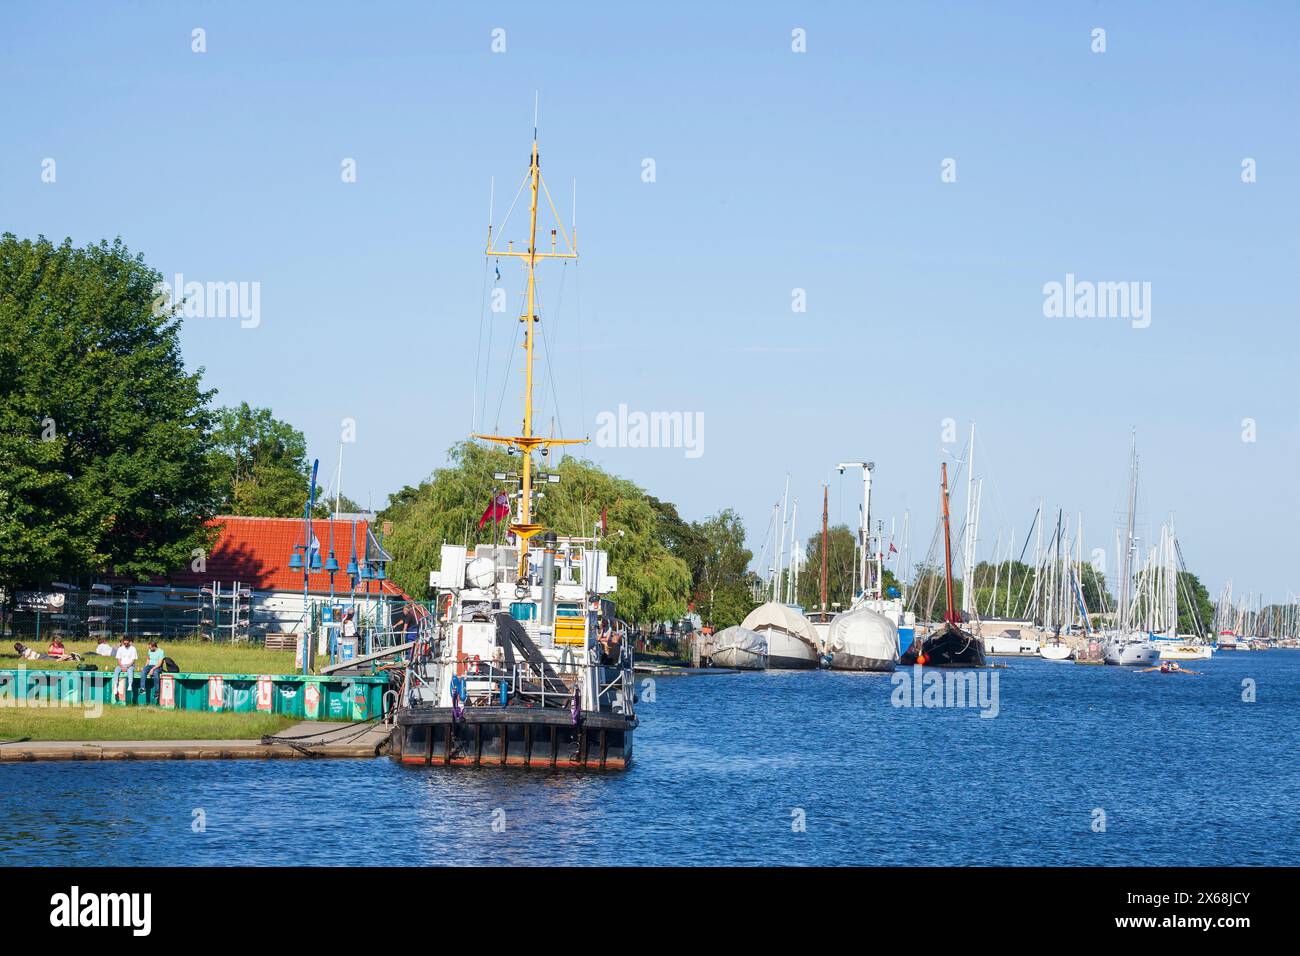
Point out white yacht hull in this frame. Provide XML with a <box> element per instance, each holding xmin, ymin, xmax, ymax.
<box><xmin>1105</xmin><ymin>640</ymin><xmax>1161</xmax><ymax>665</ymax></box>
<box><xmin>1158</xmin><ymin>644</ymin><xmax>1213</xmax><ymax>661</ymax></box>
<box><xmin>984</xmin><ymin>634</ymin><xmax>1042</xmax><ymax>657</ymax></box>
<box><xmin>1039</xmin><ymin>642</ymin><xmax>1073</xmax><ymax>661</ymax></box>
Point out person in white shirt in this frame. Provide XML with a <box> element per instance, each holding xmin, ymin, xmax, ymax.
<box><xmin>112</xmin><ymin>637</ymin><xmax>138</xmax><ymax>695</ymax></box>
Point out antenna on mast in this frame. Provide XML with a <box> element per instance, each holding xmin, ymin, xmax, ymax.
<box><xmin>533</xmin><ymin>90</ymin><xmax>539</xmax><ymax>138</ymax></box>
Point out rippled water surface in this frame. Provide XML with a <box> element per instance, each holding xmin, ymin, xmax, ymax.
<box><xmin>2</xmin><ymin>651</ymin><xmax>1296</xmax><ymax>865</ymax></box>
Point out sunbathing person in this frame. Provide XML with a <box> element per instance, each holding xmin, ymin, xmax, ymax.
<box><xmin>47</xmin><ymin>638</ymin><xmax>80</xmax><ymax>662</ymax></box>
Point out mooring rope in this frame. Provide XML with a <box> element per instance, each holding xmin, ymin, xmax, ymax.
<box><xmin>259</xmin><ymin>712</ymin><xmax>387</xmax><ymax>754</ymax></box>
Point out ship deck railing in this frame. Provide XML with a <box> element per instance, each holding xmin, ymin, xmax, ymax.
<box><xmin>429</xmin><ymin>657</ymin><xmax>634</xmax><ymax>716</ymax></box>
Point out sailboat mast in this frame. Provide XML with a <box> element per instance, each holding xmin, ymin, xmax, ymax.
<box><xmin>942</xmin><ymin>463</ymin><xmax>957</xmax><ymax>624</ymax></box>
<box><xmin>1053</xmin><ymin>508</ymin><xmax>1063</xmax><ymax>635</ymax></box>
<box><xmin>1118</xmin><ymin>432</ymin><xmax>1138</xmax><ymax>632</ymax></box>
<box><xmin>964</xmin><ymin>424</ymin><xmax>976</xmax><ymax>617</ymax></box>
<box><xmin>788</xmin><ymin>498</ymin><xmax>798</xmax><ymax>604</ymax></box>
<box><xmin>820</xmin><ymin>485</ymin><xmax>829</xmax><ymax>612</ymax></box>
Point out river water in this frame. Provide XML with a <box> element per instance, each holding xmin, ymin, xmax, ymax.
<box><xmin>1</xmin><ymin>651</ymin><xmax>1295</xmax><ymax>866</ymax></box>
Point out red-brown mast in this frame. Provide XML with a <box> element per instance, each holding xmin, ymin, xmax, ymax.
<box><xmin>941</xmin><ymin>462</ymin><xmax>957</xmax><ymax>624</ymax></box>
<box><xmin>820</xmin><ymin>484</ymin><xmax>829</xmax><ymax>612</ymax></box>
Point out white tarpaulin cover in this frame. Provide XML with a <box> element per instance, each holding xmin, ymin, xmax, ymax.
<box><xmin>711</xmin><ymin>626</ymin><xmax>767</xmax><ymax>655</ymax></box>
<box><xmin>740</xmin><ymin>602</ymin><xmax>821</xmax><ymax>652</ymax></box>
<box><xmin>826</xmin><ymin>606</ymin><xmax>899</xmax><ymax>659</ymax></box>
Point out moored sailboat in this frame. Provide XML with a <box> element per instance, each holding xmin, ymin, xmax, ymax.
<box><xmin>898</xmin><ymin>462</ymin><xmax>987</xmax><ymax>668</ymax></box>
<box><xmin>1104</xmin><ymin>434</ymin><xmax>1161</xmax><ymax>666</ymax></box>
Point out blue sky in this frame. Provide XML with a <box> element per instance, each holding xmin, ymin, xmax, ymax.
<box><xmin>3</xmin><ymin>1</ymin><xmax>1297</xmax><ymax>598</ymax></box>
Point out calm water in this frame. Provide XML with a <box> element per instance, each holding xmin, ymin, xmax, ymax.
<box><xmin>2</xmin><ymin>651</ymin><xmax>1296</xmax><ymax>866</ymax></box>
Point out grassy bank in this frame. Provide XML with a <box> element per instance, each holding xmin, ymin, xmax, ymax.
<box><xmin>0</xmin><ymin>639</ymin><xmax>296</xmax><ymax>675</ymax></box>
<box><xmin>0</xmin><ymin>706</ymin><xmax>298</xmax><ymax>741</ymax></box>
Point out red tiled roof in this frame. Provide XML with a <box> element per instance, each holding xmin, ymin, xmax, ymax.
<box><xmin>163</xmin><ymin>515</ymin><xmax>411</xmax><ymax>599</ymax></box>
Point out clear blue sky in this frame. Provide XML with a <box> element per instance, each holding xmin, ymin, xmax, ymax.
<box><xmin>3</xmin><ymin>2</ymin><xmax>1297</xmax><ymax>599</ymax></box>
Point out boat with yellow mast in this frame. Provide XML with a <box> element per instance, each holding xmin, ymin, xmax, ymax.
<box><xmin>390</xmin><ymin>120</ymin><xmax>637</xmax><ymax>769</ymax></box>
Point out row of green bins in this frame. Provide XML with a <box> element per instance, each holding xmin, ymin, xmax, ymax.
<box><xmin>162</xmin><ymin>673</ymin><xmax>389</xmax><ymax>720</ymax></box>
<box><xmin>0</xmin><ymin>669</ymin><xmax>106</xmax><ymax>707</ymax></box>
<box><xmin>0</xmin><ymin>669</ymin><xmax>389</xmax><ymax>719</ymax></box>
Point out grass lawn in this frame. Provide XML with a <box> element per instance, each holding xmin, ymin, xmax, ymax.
<box><xmin>0</xmin><ymin>706</ymin><xmax>298</xmax><ymax>741</ymax></box>
<box><xmin>0</xmin><ymin>639</ymin><xmax>297</xmax><ymax>675</ymax></box>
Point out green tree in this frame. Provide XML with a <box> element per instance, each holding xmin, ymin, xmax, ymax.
<box><xmin>209</xmin><ymin>402</ymin><xmax>317</xmax><ymax>517</ymax></box>
<box><xmin>690</xmin><ymin>508</ymin><xmax>754</xmax><ymax>628</ymax></box>
<box><xmin>911</xmin><ymin>563</ymin><xmax>963</xmax><ymax>622</ymax></box>
<box><xmin>1176</xmin><ymin>570</ymin><xmax>1213</xmax><ymax>636</ymax></box>
<box><xmin>0</xmin><ymin>234</ymin><xmax>217</xmax><ymax>589</ymax></box>
<box><xmin>797</xmin><ymin>524</ymin><xmax>858</xmax><ymax>612</ymax></box>
<box><xmin>380</xmin><ymin>442</ymin><xmax>691</xmax><ymax>627</ymax></box>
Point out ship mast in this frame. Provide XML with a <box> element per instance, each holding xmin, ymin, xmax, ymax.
<box><xmin>820</xmin><ymin>484</ymin><xmax>829</xmax><ymax>613</ymax></box>
<box><xmin>941</xmin><ymin>462</ymin><xmax>957</xmax><ymax>624</ymax></box>
<box><xmin>474</xmin><ymin>127</ymin><xmax>584</xmax><ymax>578</ymax></box>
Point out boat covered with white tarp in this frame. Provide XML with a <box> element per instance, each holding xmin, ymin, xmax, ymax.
<box><xmin>709</xmin><ymin>626</ymin><xmax>767</xmax><ymax>670</ymax></box>
<box><xmin>824</xmin><ymin>606</ymin><xmax>899</xmax><ymax>671</ymax></box>
<box><xmin>740</xmin><ymin>602</ymin><xmax>821</xmax><ymax>670</ymax></box>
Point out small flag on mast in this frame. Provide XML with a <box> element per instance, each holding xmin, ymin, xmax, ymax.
<box><xmin>478</xmin><ymin>490</ymin><xmax>510</xmax><ymax>530</ymax></box>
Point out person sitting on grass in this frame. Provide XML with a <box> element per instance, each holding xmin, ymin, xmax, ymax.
<box><xmin>112</xmin><ymin>637</ymin><xmax>138</xmax><ymax>698</ymax></box>
<box><xmin>47</xmin><ymin>638</ymin><xmax>80</xmax><ymax>662</ymax></box>
<box><xmin>140</xmin><ymin>641</ymin><xmax>165</xmax><ymax>702</ymax></box>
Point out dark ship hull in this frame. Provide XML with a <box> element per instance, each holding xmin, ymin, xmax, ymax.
<box><xmin>899</xmin><ymin>622</ymin><xmax>986</xmax><ymax>667</ymax></box>
<box><xmin>392</xmin><ymin>706</ymin><xmax>635</xmax><ymax>770</ymax></box>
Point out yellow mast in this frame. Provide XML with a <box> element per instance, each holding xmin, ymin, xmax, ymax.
<box><xmin>473</xmin><ymin>134</ymin><xmax>585</xmax><ymax>578</ymax></box>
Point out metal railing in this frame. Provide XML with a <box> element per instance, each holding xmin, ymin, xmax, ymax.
<box><xmin>423</xmin><ymin>656</ymin><xmax>635</xmax><ymax>716</ymax></box>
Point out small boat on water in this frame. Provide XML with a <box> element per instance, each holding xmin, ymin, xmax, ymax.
<box><xmin>1138</xmin><ymin>660</ymin><xmax>1200</xmax><ymax>675</ymax></box>
<box><xmin>898</xmin><ymin>462</ymin><xmax>986</xmax><ymax>668</ymax></box>
<box><xmin>1039</xmin><ymin>637</ymin><xmax>1073</xmax><ymax>661</ymax></box>
<box><xmin>709</xmin><ymin>626</ymin><xmax>767</xmax><ymax>670</ymax></box>
<box><xmin>740</xmin><ymin>602</ymin><xmax>821</xmax><ymax>670</ymax></box>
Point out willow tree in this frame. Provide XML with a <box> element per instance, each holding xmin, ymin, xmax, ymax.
<box><xmin>0</xmin><ymin>234</ymin><xmax>217</xmax><ymax>591</ymax></box>
<box><xmin>382</xmin><ymin>442</ymin><xmax>691</xmax><ymax>627</ymax></box>
<box><xmin>690</xmin><ymin>509</ymin><xmax>754</xmax><ymax>629</ymax></box>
